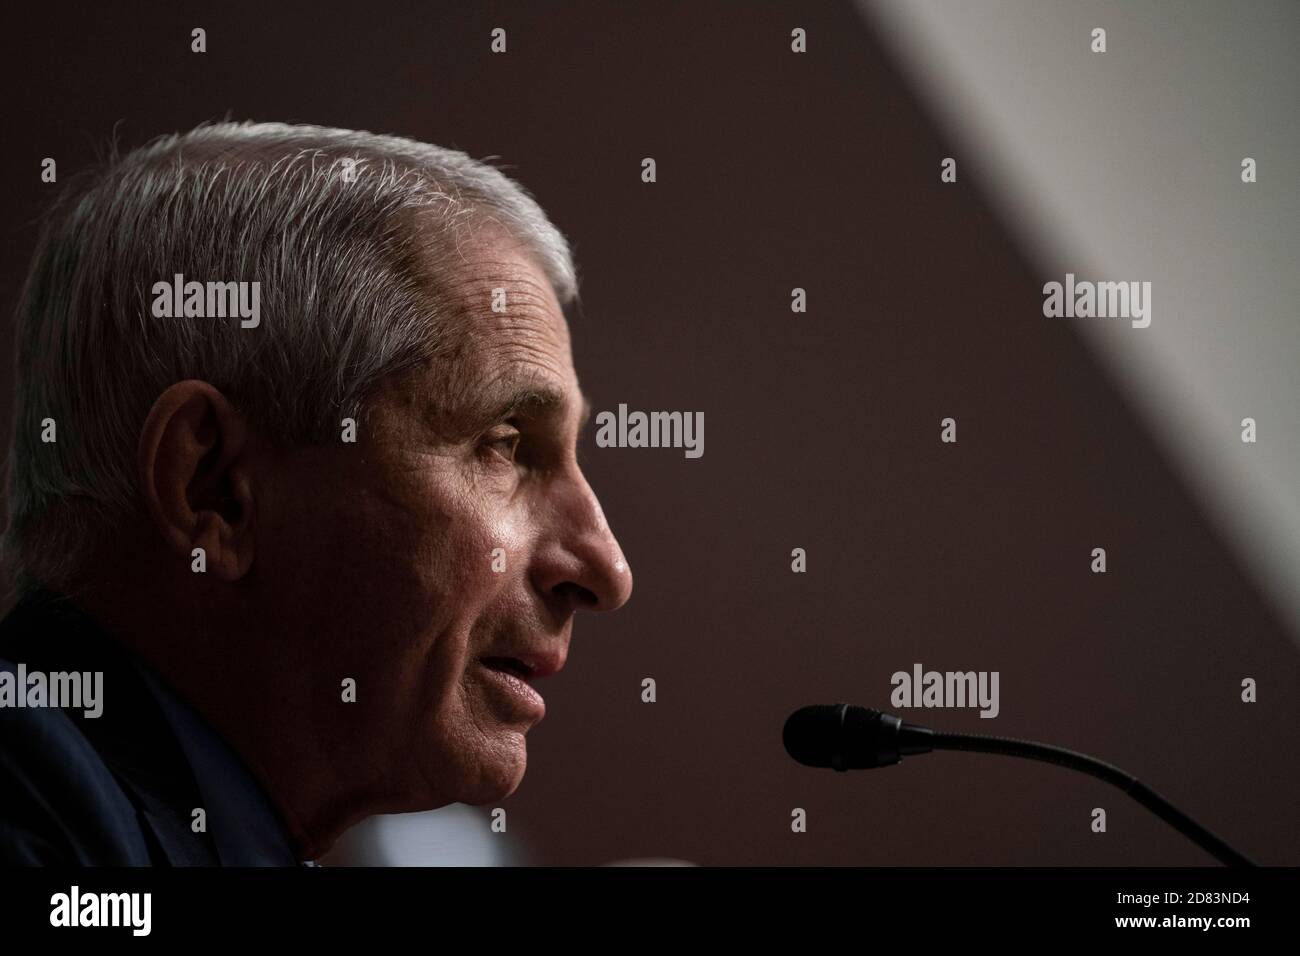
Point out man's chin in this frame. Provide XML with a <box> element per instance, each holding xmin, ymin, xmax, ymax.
<box><xmin>457</xmin><ymin>733</ymin><xmax>529</xmax><ymax>805</ymax></box>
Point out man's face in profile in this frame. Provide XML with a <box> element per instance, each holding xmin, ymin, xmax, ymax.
<box><xmin>256</xmin><ymin>225</ymin><xmax>632</xmax><ymax>812</ymax></box>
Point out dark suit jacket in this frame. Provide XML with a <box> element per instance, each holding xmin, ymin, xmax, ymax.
<box><xmin>0</xmin><ymin>589</ymin><xmax>300</xmax><ymax>866</ymax></box>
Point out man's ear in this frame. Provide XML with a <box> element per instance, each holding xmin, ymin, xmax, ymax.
<box><xmin>138</xmin><ymin>380</ymin><xmax>256</xmax><ymax>582</ymax></box>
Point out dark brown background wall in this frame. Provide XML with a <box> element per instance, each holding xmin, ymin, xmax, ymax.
<box><xmin>2</xmin><ymin>0</ymin><xmax>1296</xmax><ymax>864</ymax></box>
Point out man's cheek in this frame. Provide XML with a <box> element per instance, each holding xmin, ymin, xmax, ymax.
<box><xmin>477</xmin><ymin>511</ymin><xmax>532</xmax><ymax>591</ymax></box>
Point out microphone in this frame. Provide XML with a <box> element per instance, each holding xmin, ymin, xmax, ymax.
<box><xmin>783</xmin><ymin>704</ymin><xmax>1255</xmax><ymax>867</ymax></box>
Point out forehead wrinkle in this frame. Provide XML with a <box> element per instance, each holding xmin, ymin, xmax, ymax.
<box><xmin>434</xmin><ymin>248</ymin><xmax>560</xmax><ymax>313</ymax></box>
<box><xmin>436</xmin><ymin>281</ymin><xmax>571</xmax><ymax>383</ymax></box>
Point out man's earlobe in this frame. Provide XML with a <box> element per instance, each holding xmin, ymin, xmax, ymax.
<box><xmin>138</xmin><ymin>380</ymin><xmax>256</xmax><ymax>582</ymax></box>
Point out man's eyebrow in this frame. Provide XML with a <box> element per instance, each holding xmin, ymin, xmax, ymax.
<box><xmin>479</xmin><ymin>383</ymin><xmax>591</xmax><ymax>427</ymax></box>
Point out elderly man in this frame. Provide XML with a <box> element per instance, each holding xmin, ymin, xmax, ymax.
<box><xmin>0</xmin><ymin>122</ymin><xmax>633</xmax><ymax>865</ymax></box>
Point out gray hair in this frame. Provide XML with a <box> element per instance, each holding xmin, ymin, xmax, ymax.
<box><xmin>2</xmin><ymin>121</ymin><xmax>579</xmax><ymax>594</ymax></box>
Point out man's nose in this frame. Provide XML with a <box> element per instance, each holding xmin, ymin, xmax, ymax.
<box><xmin>531</xmin><ymin>470</ymin><xmax>633</xmax><ymax>614</ymax></box>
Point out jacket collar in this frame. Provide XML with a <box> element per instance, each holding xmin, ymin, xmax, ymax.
<box><xmin>0</xmin><ymin>588</ymin><xmax>297</xmax><ymax>866</ymax></box>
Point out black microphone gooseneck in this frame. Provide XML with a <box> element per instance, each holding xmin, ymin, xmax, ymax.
<box><xmin>783</xmin><ymin>704</ymin><xmax>1255</xmax><ymax>867</ymax></box>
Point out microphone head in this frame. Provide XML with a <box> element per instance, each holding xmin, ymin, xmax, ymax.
<box><xmin>783</xmin><ymin>704</ymin><xmax>902</xmax><ymax>771</ymax></box>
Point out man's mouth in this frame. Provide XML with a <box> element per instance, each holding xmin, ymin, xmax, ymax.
<box><xmin>478</xmin><ymin>647</ymin><xmax>566</xmax><ymax>681</ymax></box>
<box><xmin>476</xmin><ymin>652</ymin><xmax>556</xmax><ymax>720</ymax></box>
<box><xmin>476</xmin><ymin>647</ymin><xmax>566</xmax><ymax>720</ymax></box>
<box><xmin>480</xmin><ymin>656</ymin><xmax>535</xmax><ymax>681</ymax></box>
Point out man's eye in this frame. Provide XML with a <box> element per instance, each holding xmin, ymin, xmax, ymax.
<box><xmin>482</xmin><ymin>429</ymin><xmax>521</xmax><ymax>463</ymax></box>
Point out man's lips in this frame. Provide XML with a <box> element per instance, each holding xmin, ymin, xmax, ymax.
<box><xmin>478</xmin><ymin>647</ymin><xmax>566</xmax><ymax>682</ymax></box>
<box><xmin>477</xmin><ymin>647</ymin><xmax>565</xmax><ymax>721</ymax></box>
